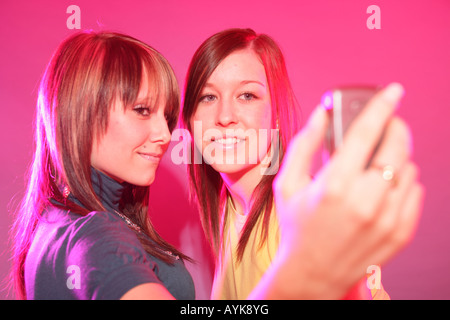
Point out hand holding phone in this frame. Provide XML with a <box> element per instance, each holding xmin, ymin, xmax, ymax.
<box><xmin>269</xmin><ymin>83</ymin><xmax>424</xmax><ymax>300</ymax></box>
<box><xmin>321</xmin><ymin>86</ymin><xmax>381</xmax><ymax>164</ymax></box>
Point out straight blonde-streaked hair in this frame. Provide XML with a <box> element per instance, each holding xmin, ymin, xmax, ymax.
<box><xmin>11</xmin><ymin>31</ymin><xmax>188</xmax><ymax>300</ymax></box>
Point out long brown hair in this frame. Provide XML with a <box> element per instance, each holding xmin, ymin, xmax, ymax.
<box><xmin>11</xmin><ymin>31</ymin><xmax>188</xmax><ymax>299</ymax></box>
<box><xmin>182</xmin><ymin>28</ymin><xmax>302</xmax><ymax>260</ymax></box>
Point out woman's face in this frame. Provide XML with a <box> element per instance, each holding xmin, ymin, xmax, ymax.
<box><xmin>191</xmin><ymin>49</ymin><xmax>273</xmax><ymax>176</ymax></box>
<box><xmin>90</xmin><ymin>74</ymin><xmax>171</xmax><ymax>186</ymax></box>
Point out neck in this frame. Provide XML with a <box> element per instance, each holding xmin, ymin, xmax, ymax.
<box><xmin>220</xmin><ymin>162</ymin><xmax>266</xmax><ymax>216</ymax></box>
<box><xmin>90</xmin><ymin>167</ymin><xmax>125</xmax><ymax>212</ymax></box>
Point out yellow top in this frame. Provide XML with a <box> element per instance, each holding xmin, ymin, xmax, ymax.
<box><xmin>211</xmin><ymin>201</ymin><xmax>390</xmax><ymax>300</ymax></box>
<box><xmin>211</xmin><ymin>203</ymin><xmax>280</xmax><ymax>300</ymax></box>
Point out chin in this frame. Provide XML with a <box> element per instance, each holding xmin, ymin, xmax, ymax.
<box><xmin>129</xmin><ymin>175</ymin><xmax>156</xmax><ymax>187</ymax></box>
<box><xmin>209</xmin><ymin>162</ymin><xmax>257</xmax><ymax>177</ymax></box>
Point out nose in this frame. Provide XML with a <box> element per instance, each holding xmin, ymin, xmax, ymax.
<box><xmin>150</xmin><ymin>112</ymin><xmax>171</xmax><ymax>145</ymax></box>
<box><xmin>216</xmin><ymin>98</ymin><xmax>237</xmax><ymax>127</ymax></box>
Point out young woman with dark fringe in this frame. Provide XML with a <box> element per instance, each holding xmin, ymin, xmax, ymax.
<box><xmin>11</xmin><ymin>31</ymin><xmax>193</xmax><ymax>300</ymax></box>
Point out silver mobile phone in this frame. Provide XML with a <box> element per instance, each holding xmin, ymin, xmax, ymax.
<box><xmin>322</xmin><ymin>86</ymin><xmax>380</xmax><ymax>162</ymax></box>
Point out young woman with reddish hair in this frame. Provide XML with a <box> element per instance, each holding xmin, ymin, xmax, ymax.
<box><xmin>182</xmin><ymin>28</ymin><xmax>423</xmax><ymax>299</ymax></box>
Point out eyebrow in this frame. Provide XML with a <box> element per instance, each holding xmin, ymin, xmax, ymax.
<box><xmin>203</xmin><ymin>80</ymin><xmax>266</xmax><ymax>89</ymax></box>
<box><xmin>241</xmin><ymin>80</ymin><xmax>266</xmax><ymax>87</ymax></box>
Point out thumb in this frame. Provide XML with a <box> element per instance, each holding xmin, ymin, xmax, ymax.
<box><xmin>275</xmin><ymin>105</ymin><xmax>329</xmax><ymax>199</ymax></box>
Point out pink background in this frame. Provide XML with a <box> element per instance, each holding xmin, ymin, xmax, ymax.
<box><xmin>1</xmin><ymin>0</ymin><xmax>449</xmax><ymax>299</ymax></box>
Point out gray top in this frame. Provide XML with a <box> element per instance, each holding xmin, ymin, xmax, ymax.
<box><xmin>24</xmin><ymin>169</ymin><xmax>195</xmax><ymax>300</ymax></box>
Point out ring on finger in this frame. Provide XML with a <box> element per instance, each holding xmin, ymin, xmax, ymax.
<box><xmin>371</xmin><ymin>164</ymin><xmax>398</xmax><ymax>187</ymax></box>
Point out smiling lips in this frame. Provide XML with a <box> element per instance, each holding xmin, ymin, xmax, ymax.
<box><xmin>211</xmin><ymin>136</ymin><xmax>245</xmax><ymax>149</ymax></box>
<box><xmin>138</xmin><ymin>152</ymin><xmax>162</xmax><ymax>162</ymax></box>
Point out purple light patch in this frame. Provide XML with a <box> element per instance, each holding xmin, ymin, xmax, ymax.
<box><xmin>321</xmin><ymin>90</ymin><xmax>333</xmax><ymax>110</ymax></box>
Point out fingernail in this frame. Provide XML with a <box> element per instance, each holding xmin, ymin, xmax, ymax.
<box><xmin>383</xmin><ymin>83</ymin><xmax>405</xmax><ymax>103</ymax></box>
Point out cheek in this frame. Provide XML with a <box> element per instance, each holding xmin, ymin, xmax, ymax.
<box><xmin>248</xmin><ymin>103</ymin><xmax>273</xmax><ymax>135</ymax></box>
<box><xmin>110</xmin><ymin>120</ymin><xmax>147</xmax><ymax>149</ymax></box>
<box><xmin>102</xmin><ymin>128</ymin><xmax>128</xmax><ymax>155</ymax></box>
<box><xmin>261</xmin><ymin>101</ymin><xmax>273</xmax><ymax>126</ymax></box>
<box><xmin>252</xmin><ymin>103</ymin><xmax>273</xmax><ymax>158</ymax></box>
<box><xmin>92</xmin><ymin>122</ymin><xmax>139</xmax><ymax>165</ymax></box>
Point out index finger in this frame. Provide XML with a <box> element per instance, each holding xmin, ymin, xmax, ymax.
<box><xmin>333</xmin><ymin>83</ymin><xmax>405</xmax><ymax>177</ymax></box>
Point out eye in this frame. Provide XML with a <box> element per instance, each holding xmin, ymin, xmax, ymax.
<box><xmin>133</xmin><ymin>104</ymin><xmax>151</xmax><ymax>116</ymax></box>
<box><xmin>238</xmin><ymin>92</ymin><xmax>257</xmax><ymax>101</ymax></box>
<box><xmin>199</xmin><ymin>94</ymin><xmax>217</xmax><ymax>104</ymax></box>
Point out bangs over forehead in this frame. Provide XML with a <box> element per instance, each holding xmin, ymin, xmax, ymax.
<box><xmin>47</xmin><ymin>32</ymin><xmax>180</xmax><ymax>189</ymax></box>
<box><xmin>101</xmin><ymin>33</ymin><xmax>180</xmax><ymax>132</ymax></box>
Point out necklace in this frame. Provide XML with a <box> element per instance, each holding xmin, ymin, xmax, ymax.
<box><xmin>112</xmin><ymin>210</ymin><xmax>179</xmax><ymax>260</ymax></box>
<box><xmin>113</xmin><ymin>209</ymin><xmax>142</xmax><ymax>234</ymax></box>
<box><xmin>63</xmin><ymin>186</ymin><xmax>179</xmax><ymax>260</ymax></box>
